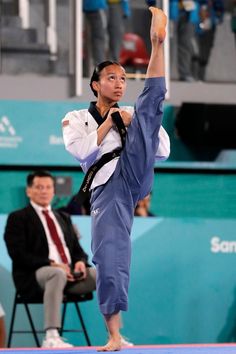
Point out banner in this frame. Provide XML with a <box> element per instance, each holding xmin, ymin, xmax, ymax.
<box><xmin>0</xmin><ymin>100</ymin><xmax>88</xmax><ymax>166</ymax></box>
<box><xmin>0</xmin><ymin>100</ymin><xmax>174</xmax><ymax>167</ymax></box>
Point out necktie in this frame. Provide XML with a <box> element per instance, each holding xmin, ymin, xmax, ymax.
<box><xmin>42</xmin><ymin>209</ymin><xmax>69</xmax><ymax>264</ymax></box>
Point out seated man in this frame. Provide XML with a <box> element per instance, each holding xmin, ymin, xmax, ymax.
<box><xmin>4</xmin><ymin>170</ymin><xmax>96</xmax><ymax>348</ymax></box>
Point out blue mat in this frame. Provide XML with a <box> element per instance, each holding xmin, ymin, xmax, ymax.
<box><xmin>1</xmin><ymin>344</ymin><xmax>236</xmax><ymax>354</ymax></box>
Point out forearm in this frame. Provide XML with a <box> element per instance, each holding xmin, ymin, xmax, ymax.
<box><xmin>15</xmin><ymin>253</ymin><xmax>50</xmax><ymax>269</ymax></box>
<box><xmin>5</xmin><ymin>240</ymin><xmax>48</xmax><ymax>270</ymax></box>
<box><xmin>71</xmin><ymin>252</ymin><xmax>89</xmax><ymax>267</ymax></box>
<box><xmin>97</xmin><ymin>116</ymin><xmax>113</xmax><ymax>146</ymax></box>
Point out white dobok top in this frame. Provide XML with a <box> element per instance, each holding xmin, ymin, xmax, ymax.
<box><xmin>62</xmin><ymin>106</ymin><xmax>170</xmax><ymax>190</ymax></box>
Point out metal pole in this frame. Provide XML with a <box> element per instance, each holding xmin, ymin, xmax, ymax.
<box><xmin>47</xmin><ymin>0</ymin><xmax>58</xmax><ymax>60</ymax></box>
<box><xmin>74</xmin><ymin>0</ymin><xmax>83</xmax><ymax>96</ymax></box>
<box><xmin>18</xmin><ymin>0</ymin><xmax>30</xmax><ymax>29</ymax></box>
<box><xmin>69</xmin><ymin>0</ymin><xmax>75</xmax><ymax>76</ymax></box>
<box><xmin>0</xmin><ymin>1</ymin><xmax>2</xmax><ymax>73</ymax></box>
<box><xmin>162</xmin><ymin>0</ymin><xmax>170</xmax><ymax>99</ymax></box>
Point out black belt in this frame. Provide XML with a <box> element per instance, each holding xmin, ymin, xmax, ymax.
<box><xmin>74</xmin><ymin>111</ymin><xmax>126</xmax><ymax>205</ymax></box>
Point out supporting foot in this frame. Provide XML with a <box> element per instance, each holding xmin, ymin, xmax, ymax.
<box><xmin>97</xmin><ymin>337</ymin><xmax>122</xmax><ymax>352</ymax></box>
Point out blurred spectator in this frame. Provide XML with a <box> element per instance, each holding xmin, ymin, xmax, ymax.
<box><xmin>0</xmin><ymin>303</ymin><xmax>6</xmax><ymax>348</ymax></box>
<box><xmin>196</xmin><ymin>0</ymin><xmax>224</xmax><ymax>81</ymax></box>
<box><xmin>83</xmin><ymin>0</ymin><xmax>107</xmax><ymax>65</ymax></box>
<box><xmin>83</xmin><ymin>0</ymin><xmax>130</xmax><ymax>68</ymax></box>
<box><xmin>106</xmin><ymin>0</ymin><xmax>131</xmax><ymax>61</ymax></box>
<box><xmin>134</xmin><ymin>193</ymin><xmax>155</xmax><ymax>217</ymax></box>
<box><xmin>169</xmin><ymin>0</ymin><xmax>200</xmax><ymax>82</ymax></box>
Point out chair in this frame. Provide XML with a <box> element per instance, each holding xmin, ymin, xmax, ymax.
<box><xmin>119</xmin><ymin>32</ymin><xmax>150</xmax><ymax>79</ymax></box>
<box><xmin>7</xmin><ymin>291</ymin><xmax>93</xmax><ymax>348</ymax></box>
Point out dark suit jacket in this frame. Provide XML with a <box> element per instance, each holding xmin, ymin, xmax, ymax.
<box><xmin>4</xmin><ymin>204</ymin><xmax>90</xmax><ymax>299</ymax></box>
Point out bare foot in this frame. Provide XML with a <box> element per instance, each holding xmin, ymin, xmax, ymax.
<box><xmin>97</xmin><ymin>337</ymin><xmax>122</xmax><ymax>352</ymax></box>
<box><xmin>149</xmin><ymin>7</ymin><xmax>167</xmax><ymax>43</ymax></box>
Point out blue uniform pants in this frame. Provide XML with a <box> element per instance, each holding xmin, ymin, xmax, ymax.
<box><xmin>91</xmin><ymin>77</ymin><xmax>166</xmax><ymax>315</ymax></box>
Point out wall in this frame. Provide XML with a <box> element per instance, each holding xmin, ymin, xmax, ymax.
<box><xmin>0</xmin><ymin>169</ymin><xmax>236</xmax><ymax>219</ymax></box>
<box><xmin>0</xmin><ymin>99</ymin><xmax>235</xmax><ymax>216</ymax></box>
<box><xmin>1</xmin><ymin>98</ymin><xmax>236</xmax><ymax>347</ymax></box>
<box><xmin>1</xmin><ymin>216</ymin><xmax>236</xmax><ymax>346</ymax></box>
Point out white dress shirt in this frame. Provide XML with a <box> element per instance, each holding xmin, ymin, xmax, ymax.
<box><xmin>31</xmin><ymin>201</ymin><xmax>71</xmax><ymax>265</ymax></box>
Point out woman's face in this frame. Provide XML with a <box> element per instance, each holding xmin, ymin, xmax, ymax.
<box><xmin>93</xmin><ymin>64</ymin><xmax>127</xmax><ymax>103</ymax></box>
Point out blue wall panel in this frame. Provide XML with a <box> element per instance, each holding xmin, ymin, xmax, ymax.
<box><xmin>1</xmin><ymin>216</ymin><xmax>236</xmax><ymax>347</ymax></box>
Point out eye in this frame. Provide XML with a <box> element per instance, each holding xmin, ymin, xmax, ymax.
<box><xmin>108</xmin><ymin>75</ymin><xmax>115</xmax><ymax>81</ymax></box>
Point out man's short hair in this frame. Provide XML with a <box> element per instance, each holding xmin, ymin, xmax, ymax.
<box><xmin>27</xmin><ymin>170</ymin><xmax>55</xmax><ymax>187</ymax></box>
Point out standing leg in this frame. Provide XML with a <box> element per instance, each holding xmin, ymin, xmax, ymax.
<box><xmin>91</xmin><ymin>189</ymin><xmax>133</xmax><ymax>352</ymax></box>
<box><xmin>95</xmin><ymin>7</ymin><xmax>167</xmax><ymax>352</ymax></box>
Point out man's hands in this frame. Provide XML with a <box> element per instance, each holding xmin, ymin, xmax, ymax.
<box><xmin>72</xmin><ymin>261</ymin><xmax>87</xmax><ymax>281</ymax></box>
<box><xmin>50</xmin><ymin>260</ymin><xmax>86</xmax><ymax>282</ymax></box>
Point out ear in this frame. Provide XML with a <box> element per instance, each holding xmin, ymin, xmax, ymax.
<box><xmin>92</xmin><ymin>81</ymin><xmax>99</xmax><ymax>93</ymax></box>
<box><xmin>26</xmin><ymin>187</ymin><xmax>31</xmax><ymax>198</ymax></box>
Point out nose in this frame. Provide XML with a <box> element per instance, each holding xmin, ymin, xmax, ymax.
<box><xmin>115</xmin><ymin>78</ymin><xmax>124</xmax><ymax>88</ymax></box>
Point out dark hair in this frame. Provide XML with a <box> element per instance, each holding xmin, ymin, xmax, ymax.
<box><xmin>27</xmin><ymin>170</ymin><xmax>55</xmax><ymax>187</ymax></box>
<box><xmin>90</xmin><ymin>60</ymin><xmax>123</xmax><ymax>97</ymax></box>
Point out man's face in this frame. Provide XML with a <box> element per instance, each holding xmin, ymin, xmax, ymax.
<box><xmin>26</xmin><ymin>176</ymin><xmax>55</xmax><ymax>207</ymax></box>
<box><xmin>93</xmin><ymin>64</ymin><xmax>127</xmax><ymax>102</ymax></box>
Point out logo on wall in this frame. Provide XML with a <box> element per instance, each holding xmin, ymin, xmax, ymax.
<box><xmin>211</xmin><ymin>236</ymin><xmax>236</xmax><ymax>253</ymax></box>
<box><xmin>49</xmin><ymin>135</ymin><xmax>64</xmax><ymax>145</ymax></box>
<box><xmin>0</xmin><ymin>116</ymin><xmax>23</xmax><ymax>148</ymax></box>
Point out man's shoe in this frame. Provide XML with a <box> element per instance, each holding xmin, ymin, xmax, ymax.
<box><xmin>121</xmin><ymin>336</ymin><xmax>134</xmax><ymax>347</ymax></box>
<box><xmin>42</xmin><ymin>336</ymin><xmax>74</xmax><ymax>348</ymax></box>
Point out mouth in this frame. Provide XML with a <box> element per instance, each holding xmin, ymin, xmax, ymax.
<box><xmin>40</xmin><ymin>196</ymin><xmax>50</xmax><ymax>200</ymax></box>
